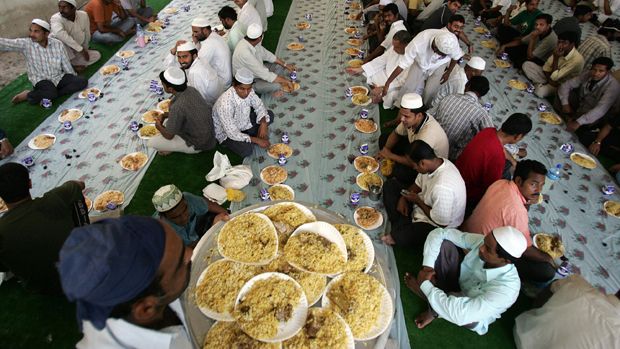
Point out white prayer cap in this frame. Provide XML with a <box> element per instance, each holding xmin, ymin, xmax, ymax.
<box><xmin>400</xmin><ymin>93</ymin><xmax>423</xmax><ymax>109</ymax></box>
<box><xmin>191</xmin><ymin>17</ymin><xmax>210</xmax><ymax>28</ymax></box>
<box><xmin>433</xmin><ymin>32</ymin><xmax>459</xmax><ymax>56</ymax></box>
<box><xmin>176</xmin><ymin>41</ymin><xmax>197</xmax><ymax>52</ymax></box>
<box><xmin>492</xmin><ymin>226</ymin><xmax>527</xmax><ymax>259</ymax></box>
<box><xmin>163</xmin><ymin>66</ymin><xmax>187</xmax><ymax>85</ymax></box>
<box><xmin>31</xmin><ymin>19</ymin><xmax>50</xmax><ymax>32</ymax></box>
<box><xmin>58</xmin><ymin>0</ymin><xmax>78</xmax><ymax>7</ymax></box>
<box><xmin>235</xmin><ymin>68</ymin><xmax>254</xmax><ymax>84</ymax></box>
<box><xmin>246</xmin><ymin>23</ymin><xmax>263</xmax><ymax>39</ymax></box>
<box><xmin>466</xmin><ymin>56</ymin><xmax>486</xmax><ymax>70</ymax></box>
<box><xmin>152</xmin><ymin>185</ymin><xmax>183</xmax><ymax>212</ymax></box>
<box><xmin>379</xmin><ymin>0</ymin><xmax>393</xmax><ymax>5</ymax></box>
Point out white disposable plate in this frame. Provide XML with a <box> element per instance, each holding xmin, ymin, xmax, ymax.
<box><xmin>93</xmin><ymin>190</ymin><xmax>125</xmax><ymax>212</ymax></box>
<box><xmin>100</xmin><ymin>64</ymin><xmax>120</xmax><ymax>76</ymax></box>
<box><xmin>217</xmin><ymin>213</ymin><xmax>278</xmax><ymax>265</ymax></box>
<box><xmin>78</xmin><ymin>87</ymin><xmax>101</xmax><ymax>98</ymax></box>
<box><xmin>194</xmin><ymin>259</ymin><xmax>235</xmax><ymax>321</ymax></box>
<box><xmin>570</xmin><ymin>152</ymin><xmax>598</xmax><ymax>169</ymax></box>
<box><xmin>157</xmin><ymin>99</ymin><xmax>172</xmax><ymax>112</ymax></box>
<box><xmin>350</xmin><ymin>85</ymin><xmax>369</xmax><ymax>96</ymax></box>
<box><xmin>27</xmin><ymin>133</ymin><xmax>56</xmax><ymax>150</ymax></box>
<box><xmin>115</xmin><ymin>50</ymin><xmax>135</xmax><ymax>58</ymax></box>
<box><xmin>57</xmin><ymin>108</ymin><xmax>83</xmax><ymax>123</ymax></box>
<box><xmin>84</xmin><ymin>196</ymin><xmax>93</xmax><ymax>212</ymax></box>
<box><xmin>141</xmin><ymin>110</ymin><xmax>163</xmax><ymax>124</ymax></box>
<box><xmin>268</xmin><ymin>184</ymin><xmax>295</xmax><ymax>201</ymax></box>
<box><xmin>206</xmin><ymin>322</ymin><xmax>283</xmax><ymax>348</ymax></box>
<box><xmin>234</xmin><ymin>272</ymin><xmax>308</xmax><ymax>342</ymax></box>
<box><xmin>354</xmin><ymin>119</ymin><xmax>378</xmax><ymax>133</ymax></box>
<box><xmin>162</xmin><ymin>6</ymin><xmax>177</xmax><ymax>13</ymax></box>
<box><xmin>336</xmin><ymin>224</ymin><xmax>375</xmax><ymax>273</ymax></box>
<box><xmin>287</xmin><ymin>308</ymin><xmax>354</xmax><ymax>349</ymax></box>
<box><xmin>255</xmin><ymin>201</ymin><xmax>316</xmax><ymax>222</ymax></box>
<box><xmin>118</xmin><ymin>152</ymin><xmax>148</xmax><ymax>171</ymax></box>
<box><xmin>356</xmin><ymin>173</ymin><xmax>383</xmax><ymax>191</ymax></box>
<box><xmin>260</xmin><ymin>165</ymin><xmax>288</xmax><ymax>185</ymax></box>
<box><xmin>138</xmin><ymin>125</ymin><xmax>159</xmax><ymax>140</ymax></box>
<box><xmin>286</xmin><ymin>221</ymin><xmax>348</xmax><ymax>276</ymax></box>
<box><xmin>354</xmin><ymin>155</ymin><xmax>379</xmax><ymax>173</ymax></box>
<box><xmin>322</xmin><ymin>273</ymin><xmax>394</xmax><ymax>341</ymax></box>
<box><xmin>604</xmin><ymin>200</ymin><xmax>620</xmax><ymax>218</ymax></box>
<box><xmin>353</xmin><ymin>206</ymin><xmax>384</xmax><ymax>231</ymax></box>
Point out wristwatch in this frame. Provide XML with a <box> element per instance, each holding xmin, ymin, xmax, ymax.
<box><xmin>593</xmin><ymin>141</ymin><xmax>602</xmax><ymax>145</ymax></box>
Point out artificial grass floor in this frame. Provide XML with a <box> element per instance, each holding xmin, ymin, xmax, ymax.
<box><xmin>0</xmin><ymin>0</ymin><xmax>531</xmax><ymax>347</ymax></box>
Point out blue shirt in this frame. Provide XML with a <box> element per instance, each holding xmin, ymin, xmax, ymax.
<box><xmin>153</xmin><ymin>192</ymin><xmax>209</xmax><ymax>245</ymax></box>
<box><xmin>420</xmin><ymin>228</ymin><xmax>521</xmax><ymax>335</ymax></box>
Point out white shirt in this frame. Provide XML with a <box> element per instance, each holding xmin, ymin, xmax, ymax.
<box><xmin>120</xmin><ymin>0</ymin><xmax>140</xmax><ymax>10</ymax></box>
<box><xmin>491</xmin><ymin>0</ymin><xmax>512</xmax><ymax>15</ymax></box>
<box><xmin>226</xmin><ymin>21</ymin><xmax>246</xmax><ymax>52</ymax></box>
<box><xmin>50</xmin><ymin>11</ymin><xmax>91</xmax><ymax>59</ymax></box>
<box><xmin>363</xmin><ymin>46</ymin><xmax>409</xmax><ymax>87</ymax></box>
<box><xmin>196</xmin><ymin>33</ymin><xmax>232</xmax><ymax>87</ymax></box>
<box><xmin>164</xmin><ymin>54</ymin><xmax>223</xmax><ymax>105</ymax></box>
<box><xmin>398</xmin><ymin>28</ymin><xmax>463</xmax><ymax>73</ymax></box>
<box><xmin>413</xmin><ymin>159</ymin><xmax>466</xmax><ymax>227</ymax></box>
<box><xmin>425</xmin><ymin>63</ymin><xmax>467</xmax><ymax>109</ymax></box>
<box><xmin>380</xmin><ymin>20</ymin><xmax>407</xmax><ymax>49</ymax></box>
<box><xmin>212</xmin><ymin>86</ymin><xmax>270</xmax><ymax>143</ymax></box>
<box><xmin>248</xmin><ymin>0</ymin><xmax>268</xmax><ymax>31</ymax></box>
<box><xmin>232</xmin><ymin>39</ymin><xmax>278</xmax><ymax>82</ymax></box>
<box><xmin>76</xmin><ymin>299</ymin><xmax>192</xmax><ymax>349</ymax></box>
<box><xmin>264</xmin><ymin>0</ymin><xmax>274</xmax><ymax>17</ymax></box>
<box><xmin>238</xmin><ymin>2</ymin><xmax>262</xmax><ymax>30</ymax></box>
<box><xmin>417</xmin><ymin>0</ymin><xmax>444</xmax><ymax>20</ymax></box>
<box><xmin>596</xmin><ymin>0</ymin><xmax>620</xmax><ymax>22</ymax></box>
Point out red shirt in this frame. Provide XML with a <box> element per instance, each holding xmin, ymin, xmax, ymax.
<box><xmin>455</xmin><ymin>128</ymin><xmax>505</xmax><ymax>208</ymax></box>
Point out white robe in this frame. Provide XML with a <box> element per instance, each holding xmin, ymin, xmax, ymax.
<box><xmin>238</xmin><ymin>2</ymin><xmax>263</xmax><ymax>30</ymax></box>
<box><xmin>164</xmin><ymin>54</ymin><xmax>224</xmax><ymax>106</ymax></box>
<box><xmin>362</xmin><ymin>47</ymin><xmax>410</xmax><ymax>108</ymax></box>
<box><xmin>196</xmin><ymin>33</ymin><xmax>232</xmax><ymax>87</ymax></box>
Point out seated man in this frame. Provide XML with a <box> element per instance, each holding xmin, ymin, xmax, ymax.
<box><xmin>164</xmin><ymin>41</ymin><xmax>224</xmax><ymax>106</ymax></box>
<box><xmin>152</xmin><ymin>184</ymin><xmax>229</xmax><ymax>247</ymax></box>
<box><xmin>148</xmin><ymin>67</ymin><xmax>216</xmax><ymax>154</ymax></box>
<box><xmin>404</xmin><ymin>226</ymin><xmax>527</xmax><ymax>334</ymax></box>
<box><xmin>217</xmin><ymin>5</ymin><xmax>247</xmax><ymax>52</ymax></box>
<box><xmin>514</xmin><ymin>275</ymin><xmax>620</xmax><ymax>349</ymax></box>
<box><xmin>383</xmin><ymin>29</ymin><xmax>463</xmax><ymax>100</ymax></box>
<box><xmin>463</xmin><ymin>160</ymin><xmax>556</xmax><ymax>282</ymax></box>
<box><xmin>0</xmin><ymin>162</ymin><xmax>88</xmax><ymax>294</ymax></box>
<box><xmin>120</xmin><ymin>0</ymin><xmax>155</xmax><ymax>26</ymax></box>
<box><xmin>213</xmin><ymin>68</ymin><xmax>274</xmax><ymax>158</ymax></box>
<box><xmin>247</xmin><ymin>0</ymin><xmax>268</xmax><ymax>31</ymax></box>
<box><xmin>0</xmin><ymin>129</ymin><xmax>14</xmax><ymax>159</ymax></box>
<box><xmin>232</xmin><ymin>23</ymin><xmax>295</xmax><ymax>97</ymax></box>
<box><xmin>582</xmin><ymin>114</ymin><xmax>620</xmax><ymax>164</ymax></box>
<box><xmin>425</xmin><ymin>56</ymin><xmax>486</xmax><ymax>109</ymax></box>
<box><xmin>191</xmin><ymin>17</ymin><xmax>232</xmax><ymax>88</ymax></box>
<box><xmin>235</xmin><ymin>0</ymin><xmax>262</xmax><ymax>29</ymax></box>
<box><xmin>0</xmin><ymin>19</ymin><xmax>88</xmax><ymax>105</ymax></box>
<box><xmin>578</xmin><ymin>26</ymin><xmax>616</xmax><ymax>69</ymax></box>
<box><xmin>382</xmin><ymin>140</ymin><xmax>466</xmax><ymax>247</ymax></box>
<box><xmin>59</xmin><ymin>216</ymin><xmax>193</xmax><ymax>348</ymax></box>
<box><xmin>363</xmin><ymin>3</ymin><xmax>408</xmax><ymax>63</ymax></box>
<box><xmin>432</xmin><ymin>76</ymin><xmax>494</xmax><ymax>161</ymax></box>
<box><xmin>472</xmin><ymin>0</ymin><xmax>512</xmax><ymax>20</ymax></box>
<box><xmin>85</xmin><ymin>0</ymin><xmax>136</xmax><ymax>45</ymax></box>
<box><xmin>346</xmin><ymin>30</ymin><xmax>412</xmax><ymax>108</ymax></box>
<box><xmin>456</xmin><ymin>113</ymin><xmax>532</xmax><ymax>212</ymax></box>
<box><xmin>419</xmin><ymin>0</ymin><xmax>462</xmax><ymax>32</ymax></box>
<box><xmin>557</xmin><ymin>57</ymin><xmax>620</xmax><ymax>131</ymax></box>
<box><xmin>496</xmin><ymin>13</ymin><xmax>557</xmax><ymax>69</ymax></box>
<box><xmin>595</xmin><ymin>0</ymin><xmax>620</xmax><ymax>29</ymax></box>
<box><xmin>51</xmin><ymin>0</ymin><xmax>101</xmax><ymax>70</ymax></box>
<box><xmin>553</xmin><ymin>5</ymin><xmax>593</xmax><ymax>45</ymax></box>
<box><xmin>523</xmin><ymin>31</ymin><xmax>584</xmax><ymax>98</ymax></box>
<box><xmin>497</xmin><ymin>0</ymin><xmax>541</xmax><ymax>44</ymax></box>
<box><xmin>378</xmin><ymin>93</ymin><xmax>449</xmax><ymax>185</ymax></box>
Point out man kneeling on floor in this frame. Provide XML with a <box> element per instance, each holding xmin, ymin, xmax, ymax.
<box><xmin>405</xmin><ymin>226</ymin><xmax>527</xmax><ymax>334</ymax></box>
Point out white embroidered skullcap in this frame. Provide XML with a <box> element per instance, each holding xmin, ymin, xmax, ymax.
<box><xmin>400</xmin><ymin>93</ymin><xmax>423</xmax><ymax>110</ymax></box>
<box><xmin>152</xmin><ymin>185</ymin><xmax>183</xmax><ymax>212</ymax></box>
<box><xmin>246</xmin><ymin>23</ymin><xmax>263</xmax><ymax>39</ymax></box>
<box><xmin>58</xmin><ymin>0</ymin><xmax>78</xmax><ymax>7</ymax></box>
<box><xmin>492</xmin><ymin>226</ymin><xmax>527</xmax><ymax>258</ymax></box>
<box><xmin>379</xmin><ymin>0</ymin><xmax>393</xmax><ymax>5</ymax></box>
<box><xmin>163</xmin><ymin>66</ymin><xmax>187</xmax><ymax>85</ymax></box>
<box><xmin>31</xmin><ymin>19</ymin><xmax>50</xmax><ymax>32</ymax></box>
<box><xmin>434</xmin><ymin>32</ymin><xmax>459</xmax><ymax>56</ymax></box>
<box><xmin>235</xmin><ymin>68</ymin><xmax>254</xmax><ymax>84</ymax></box>
<box><xmin>466</xmin><ymin>56</ymin><xmax>486</xmax><ymax>70</ymax></box>
<box><xmin>176</xmin><ymin>41</ymin><xmax>197</xmax><ymax>52</ymax></box>
<box><xmin>191</xmin><ymin>17</ymin><xmax>210</xmax><ymax>28</ymax></box>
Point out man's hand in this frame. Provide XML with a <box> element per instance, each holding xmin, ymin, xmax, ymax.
<box><xmin>284</xmin><ymin>63</ymin><xmax>296</xmax><ymax>72</ymax></box>
<box><xmin>396</xmin><ymin>196</ymin><xmax>410</xmax><ymax>217</ymax></box>
<box><xmin>417</xmin><ymin>266</ymin><xmax>436</xmax><ymax>285</ymax></box>
<box><xmin>589</xmin><ymin>141</ymin><xmax>601</xmax><ymax>156</ymax></box>
<box><xmin>170</xmin><ymin>40</ymin><xmax>187</xmax><ymax>55</ymax></box>
<box><xmin>82</xmin><ymin>49</ymin><xmax>90</xmax><ymax>61</ymax></box>
<box><xmin>381</xmin><ymin>82</ymin><xmax>390</xmax><ymax>97</ymax></box>
<box><xmin>257</xmin><ymin>121</ymin><xmax>269</xmax><ymax>140</ymax></box>
<box><xmin>496</xmin><ymin>45</ymin><xmax>505</xmax><ymax>56</ymax></box>
<box><xmin>468</xmin><ymin>44</ymin><xmax>474</xmax><ymax>55</ymax></box>
<box><xmin>402</xmin><ymin>190</ymin><xmax>418</xmax><ymax>203</ymax></box>
<box><xmin>254</xmin><ymin>138</ymin><xmax>270</xmax><ymax>149</ymax></box>
<box><xmin>439</xmin><ymin>69</ymin><xmax>451</xmax><ymax>84</ymax></box>
<box><xmin>146</xmin><ymin>16</ymin><xmax>156</xmax><ymax>23</ymax></box>
<box><xmin>213</xmin><ymin>212</ymin><xmax>230</xmax><ymax>225</ymax></box>
<box><xmin>561</xmin><ymin>104</ymin><xmax>573</xmax><ymax>115</ymax></box>
<box><xmin>0</xmin><ymin>138</ymin><xmax>14</xmax><ymax>159</ymax></box>
<box><xmin>345</xmin><ymin>67</ymin><xmax>363</xmax><ymax>75</ymax></box>
<box><xmin>567</xmin><ymin>119</ymin><xmax>580</xmax><ymax>132</ymax></box>
<box><xmin>378</xmin><ymin>147</ymin><xmax>395</xmax><ymax>160</ymax></box>
<box><xmin>552</xmin><ymin>45</ymin><xmax>563</xmax><ymax>59</ymax></box>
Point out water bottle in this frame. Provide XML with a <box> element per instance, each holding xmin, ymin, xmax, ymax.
<box><xmin>543</xmin><ymin>163</ymin><xmax>562</xmax><ymax>193</ymax></box>
<box><xmin>136</xmin><ymin>24</ymin><xmax>146</xmax><ymax>48</ymax></box>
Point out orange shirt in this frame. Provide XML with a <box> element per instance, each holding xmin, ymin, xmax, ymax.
<box><xmin>462</xmin><ymin>179</ymin><xmax>532</xmax><ymax>246</ymax></box>
<box><xmin>84</xmin><ymin>0</ymin><xmax>123</xmax><ymax>34</ymax></box>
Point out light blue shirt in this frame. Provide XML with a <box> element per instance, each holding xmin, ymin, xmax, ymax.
<box><xmin>153</xmin><ymin>192</ymin><xmax>209</xmax><ymax>245</ymax></box>
<box><xmin>420</xmin><ymin>228</ymin><xmax>521</xmax><ymax>335</ymax></box>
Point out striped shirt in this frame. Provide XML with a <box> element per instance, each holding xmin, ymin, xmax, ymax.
<box><xmin>578</xmin><ymin>34</ymin><xmax>612</xmax><ymax>70</ymax></box>
<box><xmin>212</xmin><ymin>86</ymin><xmax>270</xmax><ymax>143</ymax></box>
<box><xmin>432</xmin><ymin>92</ymin><xmax>494</xmax><ymax>161</ymax></box>
<box><xmin>0</xmin><ymin>37</ymin><xmax>75</xmax><ymax>86</ymax></box>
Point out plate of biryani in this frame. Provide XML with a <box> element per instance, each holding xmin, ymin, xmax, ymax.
<box><xmin>115</xmin><ymin>50</ymin><xmax>135</xmax><ymax>59</ymax></box>
<box><xmin>350</xmin><ymin>85</ymin><xmax>368</xmax><ymax>95</ymax></box>
<box><xmin>157</xmin><ymin>98</ymin><xmax>172</xmax><ymax>113</ymax></box>
<box><xmin>345</xmin><ymin>47</ymin><xmax>362</xmax><ymax>56</ymax></box>
<box><xmin>350</xmin><ymin>2</ymin><xmax>361</xmax><ymax>9</ymax></box>
<box><xmin>119</xmin><ymin>152</ymin><xmax>148</xmax><ymax>171</ymax></box>
<box><xmin>473</xmin><ymin>27</ymin><xmax>489</xmax><ymax>34</ymax></box>
<box><xmin>347</xmin><ymin>38</ymin><xmax>363</xmax><ymax>46</ymax></box>
<box><xmin>217</xmin><ymin>212</ymin><xmax>278</xmax><ymax>265</ymax></box>
<box><xmin>283</xmin><ymin>307</ymin><xmax>354</xmax><ymax>349</ymax></box>
<box><xmin>58</xmin><ymin>108</ymin><xmax>83</xmax><ymax>123</ymax></box>
<box><xmin>352</xmin><ymin>94</ymin><xmax>372</xmax><ymax>106</ymax></box>
<box><xmin>354</xmin><ymin>118</ymin><xmax>377</xmax><ymax>133</ymax></box>
<box><xmin>203</xmin><ymin>321</ymin><xmax>281</xmax><ymax>349</ymax></box>
<box><xmin>347</xmin><ymin>13</ymin><xmax>358</xmax><ymax>20</ymax></box>
<box><xmin>267</xmin><ymin>143</ymin><xmax>293</xmax><ymax>159</ymax></box>
<box><xmin>261</xmin><ymin>202</ymin><xmax>317</xmax><ymax>243</ymax></box>
<box><xmin>260</xmin><ymin>165</ymin><xmax>288</xmax><ymax>185</ymax></box>
<box><xmin>353</xmin><ymin>206</ymin><xmax>383</xmax><ymax>230</ymax></box>
<box><xmin>282</xmin><ymin>82</ymin><xmax>301</xmax><ymax>93</ymax></box>
<box><xmin>93</xmin><ymin>190</ymin><xmax>124</xmax><ymax>212</ymax></box>
<box><xmin>570</xmin><ymin>152</ymin><xmax>597</xmax><ymax>169</ymax></box>
<box><xmin>100</xmin><ymin>64</ymin><xmax>120</xmax><ymax>76</ymax></box>
<box><xmin>234</xmin><ymin>272</ymin><xmax>308</xmax><ymax>342</ymax></box>
<box><xmin>354</xmin><ymin>155</ymin><xmax>379</xmax><ymax>173</ymax></box>
<box><xmin>347</xmin><ymin>59</ymin><xmax>363</xmax><ymax>68</ymax></box>
<box><xmin>142</xmin><ymin>109</ymin><xmax>163</xmax><ymax>124</ymax></box>
<box><xmin>84</xmin><ymin>196</ymin><xmax>92</xmax><ymax>212</ymax></box>
<box><xmin>533</xmin><ymin>233</ymin><xmax>564</xmax><ymax>259</ymax></box>
<box><xmin>78</xmin><ymin>87</ymin><xmax>101</xmax><ymax>98</ymax></box>
<box><xmin>604</xmin><ymin>200</ymin><xmax>620</xmax><ymax>218</ymax></box>
<box><xmin>507</xmin><ymin>79</ymin><xmax>528</xmax><ymax>90</ymax></box>
<box><xmin>322</xmin><ymin>272</ymin><xmax>393</xmax><ymax>340</ymax></box>
<box><xmin>480</xmin><ymin>40</ymin><xmax>497</xmax><ymax>49</ymax></box>
<box><xmin>344</xmin><ymin>27</ymin><xmax>357</xmax><ymax>35</ymax></box>
<box><xmin>334</xmin><ymin>224</ymin><xmax>374</xmax><ymax>273</ymax></box>
<box><xmin>0</xmin><ymin>197</ymin><xmax>7</xmax><ymax>214</ymax></box>
<box><xmin>284</xmin><ymin>221</ymin><xmax>348</xmax><ymax>276</ymax></box>
<box><xmin>195</xmin><ymin>259</ymin><xmax>262</xmax><ymax>321</ymax></box>
<box><xmin>268</xmin><ymin>184</ymin><xmax>295</xmax><ymax>201</ymax></box>
<box><xmin>138</xmin><ymin>125</ymin><xmax>160</xmax><ymax>139</ymax></box>
<box><xmin>356</xmin><ymin>172</ymin><xmax>383</xmax><ymax>191</ymax></box>
<box><xmin>162</xmin><ymin>6</ymin><xmax>177</xmax><ymax>13</ymax></box>
<box><xmin>296</xmin><ymin>21</ymin><xmax>311</xmax><ymax>30</ymax></box>
<box><xmin>539</xmin><ymin>111</ymin><xmax>562</xmax><ymax>125</ymax></box>
<box><xmin>145</xmin><ymin>22</ymin><xmax>162</xmax><ymax>33</ymax></box>
<box><xmin>287</xmin><ymin>42</ymin><xmax>305</xmax><ymax>51</ymax></box>
<box><xmin>28</xmin><ymin>134</ymin><xmax>56</xmax><ymax>150</ymax></box>
<box><xmin>262</xmin><ymin>255</ymin><xmax>326</xmax><ymax>306</ymax></box>
<box><xmin>494</xmin><ymin>59</ymin><xmax>511</xmax><ymax>68</ymax></box>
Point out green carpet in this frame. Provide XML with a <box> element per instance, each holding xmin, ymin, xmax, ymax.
<box><xmin>0</xmin><ymin>0</ymin><xmax>533</xmax><ymax>347</ymax></box>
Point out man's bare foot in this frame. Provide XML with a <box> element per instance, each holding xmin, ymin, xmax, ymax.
<box><xmin>382</xmin><ymin>118</ymin><xmax>399</xmax><ymax>128</ymax></box>
<box><xmin>609</xmin><ymin>164</ymin><xmax>620</xmax><ymax>173</ymax></box>
<box><xmin>157</xmin><ymin>150</ymin><xmax>172</xmax><ymax>156</ymax></box>
<box><xmin>381</xmin><ymin>233</ymin><xmax>396</xmax><ymax>245</ymax></box>
<box><xmin>415</xmin><ymin>309</ymin><xmax>435</xmax><ymax>329</ymax></box>
<box><xmin>272</xmin><ymin>90</ymin><xmax>284</xmax><ymax>98</ymax></box>
<box><xmin>404</xmin><ymin>272</ymin><xmax>425</xmax><ymax>298</ymax></box>
<box><xmin>11</xmin><ymin>90</ymin><xmax>29</xmax><ymax>104</ymax></box>
<box><xmin>73</xmin><ymin>65</ymin><xmax>86</xmax><ymax>73</ymax></box>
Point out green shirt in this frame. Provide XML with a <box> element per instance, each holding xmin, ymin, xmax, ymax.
<box><xmin>510</xmin><ymin>9</ymin><xmax>542</xmax><ymax>35</ymax></box>
<box><xmin>0</xmin><ymin>181</ymin><xmax>83</xmax><ymax>294</ymax></box>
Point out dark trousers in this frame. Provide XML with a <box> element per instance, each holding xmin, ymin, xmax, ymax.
<box><xmin>383</xmin><ymin>178</ymin><xmax>437</xmax><ymax>247</ymax></box>
<box><xmin>222</xmin><ymin>109</ymin><xmax>274</xmax><ymax>158</ymax></box>
<box><xmin>497</xmin><ymin>24</ymin><xmax>522</xmax><ymax>45</ymax></box>
<box><xmin>379</xmin><ymin>133</ymin><xmax>418</xmax><ymax>186</ymax></box>
<box><xmin>576</xmin><ymin>124</ymin><xmax>620</xmax><ymax>163</ymax></box>
<box><xmin>504</xmin><ymin>44</ymin><xmax>546</xmax><ymax>70</ymax></box>
<box><xmin>433</xmin><ymin>241</ymin><xmax>465</xmax><ymax>293</ymax></box>
<box><xmin>515</xmin><ymin>258</ymin><xmax>556</xmax><ymax>283</ymax></box>
<box><xmin>27</xmin><ymin>74</ymin><xmax>88</xmax><ymax>104</ymax></box>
